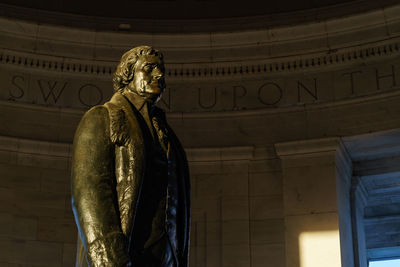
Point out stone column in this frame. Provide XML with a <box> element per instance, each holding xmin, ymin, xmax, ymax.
<box><xmin>275</xmin><ymin>138</ymin><xmax>353</xmax><ymax>267</ymax></box>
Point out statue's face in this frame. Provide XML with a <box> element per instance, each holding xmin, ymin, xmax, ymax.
<box><xmin>127</xmin><ymin>54</ymin><xmax>166</xmax><ymax>103</ymax></box>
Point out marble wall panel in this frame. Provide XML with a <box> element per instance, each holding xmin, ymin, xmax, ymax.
<box><xmin>221</xmin><ymin>244</ymin><xmax>251</xmax><ymax>267</ymax></box>
<box><xmin>222</xmin><ymin>220</ymin><xmax>250</xmax><ymax>246</ymax></box>
<box><xmin>187</xmin><ymin>147</ymin><xmax>286</xmax><ymax>267</ymax></box>
<box><xmin>251</xmin><ymin>243</ymin><xmax>285</xmax><ymax>267</ymax></box>
<box><xmin>249</xmin><ymin>171</ymin><xmax>282</xmax><ymax>197</ymax></box>
<box><xmin>36</xmin><ymin>216</ymin><xmax>76</xmax><ymax>243</ymax></box>
<box><xmin>250</xmin><ymin>219</ymin><xmax>285</xmax><ymax>245</ymax></box>
<box><xmin>0</xmin><ymin>163</ymin><xmax>42</xmax><ymax>190</ymax></box>
<box><xmin>24</xmin><ymin>240</ymin><xmax>64</xmax><ymax>266</ymax></box>
<box><xmin>0</xmin><ymin>137</ymin><xmax>75</xmax><ymax>266</ymax></box>
<box><xmin>63</xmin><ymin>243</ymin><xmax>77</xmax><ymax>267</ymax></box>
<box><xmin>12</xmin><ymin>216</ymin><xmax>38</xmax><ymax>241</ymax></box>
<box><xmin>0</xmin><ymin>240</ymin><xmax>27</xmax><ymax>265</ymax></box>
<box><xmin>283</xmin><ymin>162</ymin><xmax>338</xmax><ymax>216</ymax></box>
<box><xmin>250</xmin><ymin>195</ymin><xmax>283</xmax><ymax>220</ymax></box>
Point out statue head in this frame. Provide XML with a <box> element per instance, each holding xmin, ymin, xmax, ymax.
<box><xmin>113</xmin><ymin>46</ymin><xmax>166</xmax><ymax>104</ymax></box>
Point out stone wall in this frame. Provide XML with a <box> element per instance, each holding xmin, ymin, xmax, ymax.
<box><xmin>0</xmin><ymin>137</ymin><xmax>75</xmax><ymax>266</ymax></box>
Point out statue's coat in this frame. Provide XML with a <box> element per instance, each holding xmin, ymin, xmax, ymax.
<box><xmin>71</xmin><ymin>92</ymin><xmax>190</xmax><ymax>267</ymax></box>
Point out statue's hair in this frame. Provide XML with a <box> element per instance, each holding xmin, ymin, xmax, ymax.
<box><xmin>112</xmin><ymin>46</ymin><xmax>164</xmax><ymax>92</ymax></box>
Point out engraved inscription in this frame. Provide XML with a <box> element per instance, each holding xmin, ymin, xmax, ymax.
<box><xmin>343</xmin><ymin>71</ymin><xmax>362</xmax><ymax>95</ymax></box>
<box><xmin>2</xmin><ymin>60</ymin><xmax>399</xmax><ymax>112</ymax></box>
<box><xmin>37</xmin><ymin>80</ymin><xmax>67</xmax><ymax>103</ymax></box>
<box><xmin>258</xmin><ymin>82</ymin><xmax>283</xmax><ymax>106</ymax></box>
<box><xmin>198</xmin><ymin>87</ymin><xmax>217</xmax><ymax>109</ymax></box>
<box><xmin>78</xmin><ymin>84</ymin><xmax>103</xmax><ymax>107</ymax></box>
<box><xmin>297</xmin><ymin>78</ymin><xmax>317</xmax><ymax>102</ymax></box>
<box><xmin>10</xmin><ymin>75</ymin><xmax>25</xmax><ymax>100</ymax></box>
<box><xmin>233</xmin><ymin>85</ymin><xmax>247</xmax><ymax>109</ymax></box>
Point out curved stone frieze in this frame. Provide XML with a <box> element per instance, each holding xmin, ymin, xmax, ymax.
<box><xmin>1</xmin><ymin>40</ymin><xmax>399</xmax><ymax>80</ymax></box>
<box><xmin>1</xmin><ymin>54</ymin><xmax>399</xmax><ymax>112</ymax></box>
<box><xmin>0</xmin><ymin>4</ymin><xmax>400</xmax><ymax>113</ymax></box>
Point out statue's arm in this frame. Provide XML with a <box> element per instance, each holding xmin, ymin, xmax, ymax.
<box><xmin>71</xmin><ymin>106</ymin><xmax>131</xmax><ymax>267</ymax></box>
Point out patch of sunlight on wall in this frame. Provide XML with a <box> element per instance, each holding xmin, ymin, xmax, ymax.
<box><xmin>299</xmin><ymin>230</ymin><xmax>341</xmax><ymax>267</ymax></box>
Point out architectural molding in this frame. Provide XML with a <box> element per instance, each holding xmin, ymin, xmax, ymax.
<box><xmin>274</xmin><ymin>136</ymin><xmax>352</xmax><ymax>174</ymax></box>
<box><xmin>275</xmin><ymin>137</ymin><xmax>341</xmax><ymax>157</ymax></box>
<box><xmin>0</xmin><ymin>3</ymin><xmax>399</xmax><ymax>80</ymax></box>
<box><xmin>0</xmin><ymin>135</ymin><xmax>71</xmax><ymax>157</ymax></box>
<box><xmin>342</xmin><ymin>129</ymin><xmax>400</xmax><ymax>161</ymax></box>
<box><xmin>1</xmin><ymin>40</ymin><xmax>399</xmax><ymax>80</ymax></box>
<box><xmin>0</xmin><ymin>135</ymin><xmax>257</xmax><ymax>162</ymax></box>
<box><xmin>364</xmin><ymin>214</ymin><xmax>400</xmax><ymax>224</ymax></box>
<box><xmin>354</xmin><ymin>176</ymin><xmax>369</xmax><ymax>206</ymax></box>
<box><xmin>185</xmin><ymin>146</ymin><xmax>255</xmax><ymax>162</ymax></box>
<box><xmin>368</xmin><ymin>246</ymin><xmax>400</xmax><ymax>260</ymax></box>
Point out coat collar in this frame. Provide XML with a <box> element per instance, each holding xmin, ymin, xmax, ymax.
<box><xmin>121</xmin><ymin>91</ymin><xmax>147</xmax><ymax>112</ymax></box>
<box><xmin>110</xmin><ymin>91</ymin><xmax>157</xmax><ymax>141</ymax></box>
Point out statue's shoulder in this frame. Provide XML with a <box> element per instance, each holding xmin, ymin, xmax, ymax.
<box><xmin>73</xmin><ymin>105</ymin><xmax>110</xmax><ymax>148</ymax></box>
<box><xmin>103</xmin><ymin>93</ymin><xmax>131</xmax><ymax>145</ymax></box>
<box><xmin>103</xmin><ymin>92</ymin><xmax>134</xmax><ymax>119</ymax></box>
<box><xmin>103</xmin><ymin>92</ymin><xmax>124</xmax><ymax>112</ymax></box>
<box><xmin>77</xmin><ymin>93</ymin><xmax>131</xmax><ymax>145</ymax></box>
<box><xmin>79</xmin><ymin>104</ymin><xmax>110</xmax><ymax>129</ymax></box>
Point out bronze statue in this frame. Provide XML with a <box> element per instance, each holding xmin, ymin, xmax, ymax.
<box><xmin>71</xmin><ymin>46</ymin><xmax>190</xmax><ymax>267</ymax></box>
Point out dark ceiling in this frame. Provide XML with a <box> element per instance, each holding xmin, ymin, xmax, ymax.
<box><xmin>0</xmin><ymin>0</ymin><xmax>363</xmax><ymax>19</ymax></box>
<box><xmin>0</xmin><ymin>0</ymin><xmax>398</xmax><ymax>32</ymax></box>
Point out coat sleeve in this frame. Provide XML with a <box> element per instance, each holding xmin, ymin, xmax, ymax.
<box><xmin>71</xmin><ymin>105</ymin><xmax>131</xmax><ymax>267</ymax></box>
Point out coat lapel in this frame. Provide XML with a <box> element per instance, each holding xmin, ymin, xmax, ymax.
<box><xmin>106</xmin><ymin>93</ymin><xmax>146</xmax><ymax>248</ymax></box>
